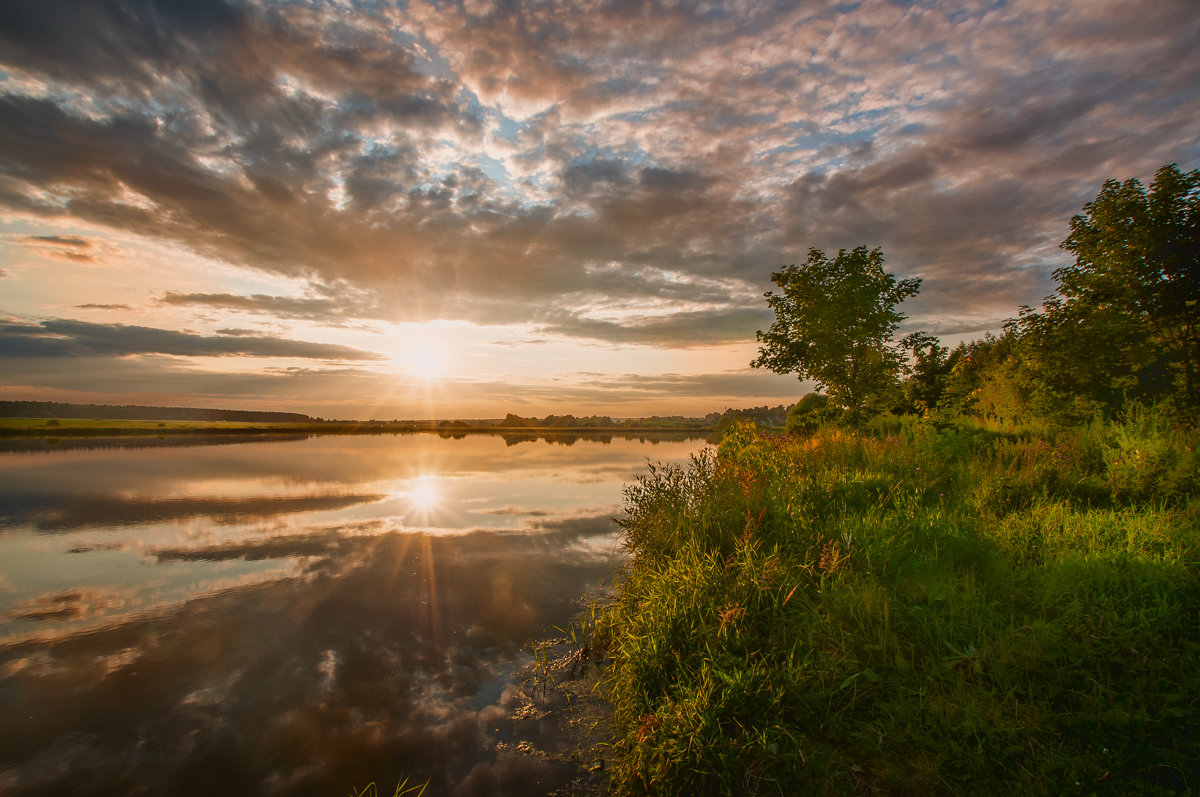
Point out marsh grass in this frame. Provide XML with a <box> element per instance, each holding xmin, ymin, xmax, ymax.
<box><xmin>602</xmin><ymin>409</ymin><xmax>1200</xmax><ymax>794</ymax></box>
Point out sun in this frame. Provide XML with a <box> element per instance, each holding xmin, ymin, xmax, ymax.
<box><xmin>408</xmin><ymin>343</ymin><xmax>449</xmax><ymax>379</ymax></box>
<box><xmin>395</xmin><ymin>323</ymin><xmax>456</xmax><ymax>380</ymax></box>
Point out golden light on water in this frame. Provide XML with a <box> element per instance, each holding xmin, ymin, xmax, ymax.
<box><xmin>406</xmin><ymin>475</ymin><xmax>440</xmax><ymax>513</ymax></box>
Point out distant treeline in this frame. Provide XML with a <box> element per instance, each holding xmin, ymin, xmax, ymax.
<box><xmin>0</xmin><ymin>401</ymin><xmax>315</xmax><ymax>423</ymax></box>
<box><xmin>486</xmin><ymin>406</ymin><xmax>792</xmax><ymax>430</ymax></box>
<box><xmin>1</xmin><ymin>402</ymin><xmax>798</xmax><ymax>430</ymax></box>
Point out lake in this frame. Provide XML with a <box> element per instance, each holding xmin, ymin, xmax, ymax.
<box><xmin>0</xmin><ymin>432</ymin><xmax>709</xmax><ymax>796</ymax></box>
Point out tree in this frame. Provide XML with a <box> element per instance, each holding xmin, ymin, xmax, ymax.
<box><xmin>1016</xmin><ymin>163</ymin><xmax>1199</xmax><ymax>417</ymax></box>
<box><xmin>899</xmin><ymin>331</ymin><xmax>961</xmax><ymax>412</ymax></box>
<box><xmin>785</xmin><ymin>392</ymin><xmax>839</xmax><ymax>434</ymax></box>
<box><xmin>938</xmin><ymin>331</ymin><xmax>1046</xmax><ymax>425</ymax></box>
<box><xmin>752</xmin><ymin>246</ymin><xmax>921</xmax><ymax>425</ymax></box>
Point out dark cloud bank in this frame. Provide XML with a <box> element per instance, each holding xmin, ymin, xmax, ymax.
<box><xmin>0</xmin><ymin>0</ymin><xmax>1196</xmax><ymax>345</ymax></box>
<box><xmin>0</xmin><ymin>319</ymin><xmax>381</xmax><ymax>360</ymax></box>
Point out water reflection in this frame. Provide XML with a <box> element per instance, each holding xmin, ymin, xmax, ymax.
<box><xmin>0</xmin><ymin>433</ymin><xmax>706</xmax><ymax>796</ymax></box>
<box><xmin>404</xmin><ymin>474</ymin><xmax>442</xmax><ymax>515</ymax></box>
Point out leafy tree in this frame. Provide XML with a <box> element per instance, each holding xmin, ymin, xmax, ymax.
<box><xmin>785</xmin><ymin>392</ymin><xmax>839</xmax><ymax>434</ymax></box>
<box><xmin>1044</xmin><ymin>163</ymin><xmax>1200</xmax><ymax>414</ymax></box>
<box><xmin>899</xmin><ymin>332</ymin><xmax>967</xmax><ymax>412</ymax></box>
<box><xmin>752</xmin><ymin>246</ymin><xmax>921</xmax><ymax>425</ymax></box>
<box><xmin>1007</xmin><ymin>298</ymin><xmax>1155</xmax><ymax>422</ymax></box>
<box><xmin>939</xmin><ymin>332</ymin><xmax>1044</xmax><ymax>425</ymax></box>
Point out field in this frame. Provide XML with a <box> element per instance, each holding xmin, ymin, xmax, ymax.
<box><xmin>600</xmin><ymin>409</ymin><xmax>1200</xmax><ymax>794</ymax></box>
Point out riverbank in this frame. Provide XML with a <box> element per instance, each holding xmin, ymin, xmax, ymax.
<box><xmin>600</xmin><ymin>411</ymin><xmax>1199</xmax><ymax>794</ymax></box>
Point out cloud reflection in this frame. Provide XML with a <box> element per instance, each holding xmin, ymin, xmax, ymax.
<box><xmin>0</xmin><ymin>520</ymin><xmax>619</xmax><ymax>796</ymax></box>
<box><xmin>0</xmin><ymin>492</ymin><xmax>385</xmax><ymax>533</ymax></box>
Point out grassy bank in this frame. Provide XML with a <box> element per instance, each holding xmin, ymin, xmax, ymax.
<box><xmin>601</xmin><ymin>410</ymin><xmax>1199</xmax><ymax>794</ymax></box>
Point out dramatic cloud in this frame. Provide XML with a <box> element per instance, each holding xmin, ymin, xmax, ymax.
<box><xmin>0</xmin><ymin>0</ymin><xmax>1197</xmax><ymax>413</ymax></box>
<box><xmin>0</xmin><ymin>319</ymin><xmax>383</xmax><ymax>360</ymax></box>
<box><xmin>160</xmin><ymin>290</ymin><xmax>387</xmax><ymax>322</ymax></box>
<box><xmin>534</xmin><ymin>306</ymin><xmax>774</xmax><ymax>347</ymax></box>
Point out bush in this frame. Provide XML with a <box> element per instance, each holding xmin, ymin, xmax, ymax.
<box><xmin>785</xmin><ymin>393</ymin><xmax>839</xmax><ymax>434</ymax></box>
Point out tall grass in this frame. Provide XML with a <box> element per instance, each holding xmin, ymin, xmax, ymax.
<box><xmin>602</xmin><ymin>409</ymin><xmax>1200</xmax><ymax>794</ymax></box>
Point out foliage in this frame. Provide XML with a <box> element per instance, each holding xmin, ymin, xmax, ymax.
<box><xmin>934</xmin><ymin>332</ymin><xmax>1048</xmax><ymax>426</ymax></box>
<box><xmin>785</xmin><ymin>392</ymin><xmax>838</xmax><ymax>434</ymax></box>
<box><xmin>752</xmin><ymin>246</ymin><xmax>921</xmax><ymax>426</ymax></box>
<box><xmin>603</xmin><ymin>417</ymin><xmax>1200</xmax><ymax>795</ymax></box>
<box><xmin>1014</xmin><ymin>164</ymin><xmax>1200</xmax><ymax>419</ymax></box>
<box><xmin>899</xmin><ymin>332</ymin><xmax>968</xmax><ymax>413</ymax></box>
<box><xmin>711</xmin><ymin>405</ymin><xmax>794</xmax><ymax>434</ymax></box>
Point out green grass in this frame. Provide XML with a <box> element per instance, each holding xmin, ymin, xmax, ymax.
<box><xmin>601</xmin><ymin>410</ymin><xmax>1200</xmax><ymax>794</ymax></box>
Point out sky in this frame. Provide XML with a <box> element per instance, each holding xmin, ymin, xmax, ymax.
<box><xmin>0</xmin><ymin>0</ymin><xmax>1197</xmax><ymax>420</ymax></box>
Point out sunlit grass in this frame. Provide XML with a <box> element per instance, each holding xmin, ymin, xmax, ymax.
<box><xmin>601</xmin><ymin>410</ymin><xmax>1200</xmax><ymax>794</ymax></box>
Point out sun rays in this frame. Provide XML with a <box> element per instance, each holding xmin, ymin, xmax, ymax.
<box><xmin>407</xmin><ymin>475</ymin><xmax>441</xmax><ymax>514</ymax></box>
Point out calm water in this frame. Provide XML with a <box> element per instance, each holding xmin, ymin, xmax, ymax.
<box><xmin>0</xmin><ymin>432</ymin><xmax>707</xmax><ymax>796</ymax></box>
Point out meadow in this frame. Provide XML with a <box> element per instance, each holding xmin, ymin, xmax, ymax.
<box><xmin>600</xmin><ymin>409</ymin><xmax>1199</xmax><ymax>794</ymax></box>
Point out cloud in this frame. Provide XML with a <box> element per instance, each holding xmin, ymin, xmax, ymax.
<box><xmin>536</xmin><ymin>306</ymin><xmax>773</xmax><ymax>347</ymax></box>
<box><xmin>9</xmin><ymin>233</ymin><xmax>98</xmax><ymax>263</ymax></box>
<box><xmin>26</xmin><ymin>235</ymin><xmax>90</xmax><ymax>248</ymax></box>
<box><xmin>0</xmin><ymin>0</ymin><xmax>1195</xmax><ymax>348</ymax></box>
<box><xmin>160</xmin><ymin>290</ymin><xmax>386</xmax><ymax>322</ymax></box>
<box><xmin>0</xmin><ymin>318</ymin><xmax>384</xmax><ymax>360</ymax></box>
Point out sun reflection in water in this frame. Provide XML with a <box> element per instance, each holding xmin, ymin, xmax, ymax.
<box><xmin>406</xmin><ymin>475</ymin><xmax>440</xmax><ymax>515</ymax></box>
